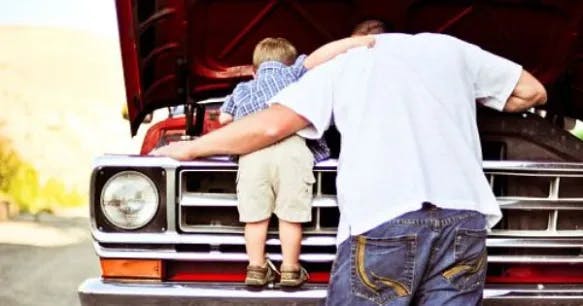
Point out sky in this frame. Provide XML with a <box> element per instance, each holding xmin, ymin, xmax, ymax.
<box><xmin>0</xmin><ymin>0</ymin><xmax>119</xmax><ymax>37</ymax></box>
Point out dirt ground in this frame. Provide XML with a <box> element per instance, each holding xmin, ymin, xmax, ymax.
<box><xmin>0</xmin><ymin>213</ymin><xmax>99</xmax><ymax>306</ymax></box>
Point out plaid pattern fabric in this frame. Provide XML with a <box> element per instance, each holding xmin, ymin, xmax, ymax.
<box><xmin>220</xmin><ymin>55</ymin><xmax>330</xmax><ymax>162</ymax></box>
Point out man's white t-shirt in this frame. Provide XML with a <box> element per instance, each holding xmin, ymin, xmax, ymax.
<box><xmin>269</xmin><ymin>33</ymin><xmax>522</xmax><ymax>244</ymax></box>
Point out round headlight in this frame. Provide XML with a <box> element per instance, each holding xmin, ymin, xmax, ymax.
<box><xmin>100</xmin><ymin>171</ymin><xmax>159</xmax><ymax>230</ymax></box>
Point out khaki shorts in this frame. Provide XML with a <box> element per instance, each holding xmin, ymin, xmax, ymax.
<box><xmin>237</xmin><ymin>135</ymin><xmax>315</xmax><ymax>223</ymax></box>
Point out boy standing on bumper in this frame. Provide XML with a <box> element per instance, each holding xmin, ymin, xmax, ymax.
<box><xmin>219</xmin><ymin>36</ymin><xmax>374</xmax><ymax>287</ymax></box>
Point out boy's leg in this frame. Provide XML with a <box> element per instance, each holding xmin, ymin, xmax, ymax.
<box><xmin>272</xmin><ymin>136</ymin><xmax>315</xmax><ymax>286</ymax></box>
<box><xmin>278</xmin><ymin>220</ymin><xmax>302</xmax><ymax>269</ymax></box>
<box><xmin>237</xmin><ymin>148</ymin><xmax>275</xmax><ymax>283</ymax></box>
<box><xmin>245</xmin><ymin>219</ymin><xmax>270</xmax><ymax>266</ymax></box>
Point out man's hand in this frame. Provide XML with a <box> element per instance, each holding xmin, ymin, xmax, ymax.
<box><xmin>149</xmin><ymin>141</ymin><xmax>196</xmax><ymax>161</ymax></box>
<box><xmin>360</xmin><ymin>35</ymin><xmax>376</xmax><ymax>48</ymax></box>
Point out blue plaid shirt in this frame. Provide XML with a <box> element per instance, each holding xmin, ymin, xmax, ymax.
<box><xmin>220</xmin><ymin>55</ymin><xmax>330</xmax><ymax>162</ymax></box>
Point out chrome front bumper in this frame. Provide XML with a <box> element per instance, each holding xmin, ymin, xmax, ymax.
<box><xmin>79</xmin><ymin>278</ymin><xmax>583</xmax><ymax>306</ymax></box>
<box><xmin>78</xmin><ymin>278</ymin><xmax>327</xmax><ymax>306</ymax></box>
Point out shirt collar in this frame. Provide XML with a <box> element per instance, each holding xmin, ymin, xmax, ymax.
<box><xmin>256</xmin><ymin>60</ymin><xmax>287</xmax><ymax>74</ymax></box>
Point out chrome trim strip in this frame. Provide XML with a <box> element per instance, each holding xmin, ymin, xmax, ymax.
<box><xmin>484</xmin><ymin>288</ymin><xmax>583</xmax><ymax>300</ymax></box>
<box><xmin>94</xmin><ymin>242</ymin><xmax>335</xmax><ymax>262</ymax></box>
<box><xmin>78</xmin><ymin>278</ymin><xmax>328</xmax><ymax>299</ymax></box>
<box><xmin>92</xmin><ymin>157</ymin><xmax>583</xmax><ymax>174</ymax></box>
<box><xmin>179</xmin><ymin>193</ymin><xmax>338</xmax><ymax>207</ymax></box>
<box><xmin>487</xmin><ymin>238</ymin><xmax>583</xmax><ymax>248</ymax></box>
<box><xmin>92</xmin><ymin>232</ymin><xmax>337</xmax><ymax>245</ymax></box>
<box><xmin>485</xmin><ymin>171</ymin><xmax>583</xmax><ymax>178</ymax></box>
<box><xmin>488</xmin><ymin>230</ymin><xmax>583</xmax><ymax>237</ymax></box>
<box><xmin>165</xmin><ymin>168</ymin><xmax>176</xmax><ymax>232</ymax></box>
<box><xmin>175</xmin><ymin>226</ymin><xmax>337</xmax><ymax>235</ymax></box>
<box><xmin>483</xmin><ymin>161</ymin><xmax>583</xmax><ymax>173</ymax></box>
<box><xmin>176</xmin><ymin>158</ymin><xmax>340</xmax><ymax>170</ymax></box>
<box><xmin>95</xmin><ymin>243</ymin><xmax>583</xmax><ymax>263</ymax></box>
<box><xmin>93</xmin><ymin>155</ymin><xmax>181</xmax><ymax>168</ymax></box>
<box><xmin>179</xmin><ymin>193</ymin><xmax>237</xmax><ymax>207</ymax></box>
<box><xmin>194</xmin><ymin>197</ymin><xmax>582</xmax><ymax>209</ymax></box>
<box><xmin>488</xmin><ymin>255</ymin><xmax>583</xmax><ymax>263</ymax></box>
<box><xmin>497</xmin><ymin>200</ymin><xmax>583</xmax><ymax>210</ymax></box>
<box><xmin>94</xmin><ymin>239</ymin><xmax>583</xmax><ymax>262</ymax></box>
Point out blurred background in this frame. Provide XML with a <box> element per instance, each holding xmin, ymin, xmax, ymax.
<box><xmin>0</xmin><ymin>0</ymin><xmax>142</xmax><ymax>216</ymax></box>
<box><xmin>0</xmin><ymin>1</ymin><xmax>158</xmax><ymax>305</ymax></box>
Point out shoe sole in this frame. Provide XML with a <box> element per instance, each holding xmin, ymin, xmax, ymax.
<box><xmin>279</xmin><ymin>279</ymin><xmax>307</xmax><ymax>287</ymax></box>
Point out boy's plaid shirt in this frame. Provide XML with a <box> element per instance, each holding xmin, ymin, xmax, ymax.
<box><xmin>220</xmin><ymin>55</ymin><xmax>330</xmax><ymax>162</ymax></box>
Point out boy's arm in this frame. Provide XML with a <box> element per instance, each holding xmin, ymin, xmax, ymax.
<box><xmin>303</xmin><ymin>35</ymin><xmax>375</xmax><ymax>70</ymax></box>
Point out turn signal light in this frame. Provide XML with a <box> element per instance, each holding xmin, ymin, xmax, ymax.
<box><xmin>100</xmin><ymin>258</ymin><xmax>163</xmax><ymax>279</ymax></box>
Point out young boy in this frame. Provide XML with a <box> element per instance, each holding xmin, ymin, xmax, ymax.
<box><xmin>219</xmin><ymin>35</ymin><xmax>374</xmax><ymax>287</ymax></box>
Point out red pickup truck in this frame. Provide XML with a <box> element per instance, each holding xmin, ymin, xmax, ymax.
<box><xmin>78</xmin><ymin>1</ymin><xmax>583</xmax><ymax>305</ymax></box>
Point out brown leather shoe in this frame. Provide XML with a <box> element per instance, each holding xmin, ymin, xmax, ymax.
<box><xmin>279</xmin><ymin>265</ymin><xmax>309</xmax><ymax>287</ymax></box>
<box><xmin>245</xmin><ymin>259</ymin><xmax>278</xmax><ymax>287</ymax></box>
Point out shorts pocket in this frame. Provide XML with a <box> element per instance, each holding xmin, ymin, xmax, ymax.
<box><xmin>350</xmin><ymin>234</ymin><xmax>415</xmax><ymax>305</ymax></box>
<box><xmin>441</xmin><ymin>228</ymin><xmax>487</xmax><ymax>292</ymax></box>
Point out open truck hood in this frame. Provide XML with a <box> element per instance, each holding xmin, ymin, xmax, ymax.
<box><xmin>116</xmin><ymin>0</ymin><xmax>583</xmax><ymax>136</ymax></box>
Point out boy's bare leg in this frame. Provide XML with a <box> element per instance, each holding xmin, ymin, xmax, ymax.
<box><xmin>279</xmin><ymin>219</ymin><xmax>302</xmax><ymax>270</ymax></box>
<box><xmin>245</xmin><ymin>219</ymin><xmax>270</xmax><ymax>266</ymax></box>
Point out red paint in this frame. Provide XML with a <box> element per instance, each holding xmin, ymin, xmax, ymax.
<box><xmin>165</xmin><ymin>261</ymin><xmax>331</xmax><ymax>283</ymax></box>
<box><xmin>487</xmin><ymin>264</ymin><xmax>583</xmax><ymax>284</ymax></box>
<box><xmin>140</xmin><ymin>113</ymin><xmax>222</xmax><ymax>155</ymax></box>
<box><xmin>116</xmin><ymin>0</ymin><xmax>583</xmax><ymax>133</ymax></box>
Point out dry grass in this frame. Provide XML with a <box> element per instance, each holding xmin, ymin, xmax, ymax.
<box><xmin>0</xmin><ymin>26</ymin><xmax>154</xmax><ymax>204</ymax></box>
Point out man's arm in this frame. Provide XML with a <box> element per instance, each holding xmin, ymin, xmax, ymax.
<box><xmin>150</xmin><ymin>104</ymin><xmax>309</xmax><ymax>160</ymax></box>
<box><xmin>303</xmin><ymin>35</ymin><xmax>375</xmax><ymax>70</ymax></box>
<box><xmin>503</xmin><ymin>70</ymin><xmax>547</xmax><ymax>112</ymax></box>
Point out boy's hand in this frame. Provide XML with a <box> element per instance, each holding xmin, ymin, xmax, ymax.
<box><xmin>149</xmin><ymin>141</ymin><xmax>196</xmax><ymax>161</ymax></box>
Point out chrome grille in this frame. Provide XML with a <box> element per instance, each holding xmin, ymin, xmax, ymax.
<box><xmin>485</xmin><ymin>162</ymin><xmax>583</xmax><ymax>237</ymax></box>
<box><xmin>178</xmin><ymin>167</ymin><xmax>338</xmax><ymax>234</ymax></box>
<box><xmin>178</xmin><ymin>162</ymin><xmax>583</xmax><ymax>237</ymax></box>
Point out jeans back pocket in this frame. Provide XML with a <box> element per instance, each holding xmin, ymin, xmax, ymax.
<box><xmin>441</xmin><ymin>228</ymin><xmax>487</xmax><ymax>293</ymax></box>
<box><xmin>350</xmin><ymin>234</ymin><xmax>416</xmax><ymax>305</ymax></box>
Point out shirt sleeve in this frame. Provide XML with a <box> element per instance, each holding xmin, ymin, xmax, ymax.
<box><xmin>219</xmin><ymin>86</ymin><xmax>240</xmax><ymax>115</ymax></box>
<box><xmin>268</xmin><ymin>60</ymin><xmax>335</xmax><ymax>139</ymax></box>
<box><xmin>287</xmin><ymin>54</ymin><xmax>308</xmax><ymax>79</ymax></box>
<box><xmin>460</xmin><ymin>40</ymin><xmax>522</xmax><ymax>111</ymax></box>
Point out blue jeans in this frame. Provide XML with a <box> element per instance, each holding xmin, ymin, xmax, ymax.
<box><xmin>325</xmin><ymin>203</ymin><xmax>487</xmax><ymax>306</ymax></box>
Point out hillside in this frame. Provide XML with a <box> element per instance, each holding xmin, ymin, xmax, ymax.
<box><xmin>0</xmin><ymin>26</ymin><xmax>156</xmax><ymax>200</ymax></box>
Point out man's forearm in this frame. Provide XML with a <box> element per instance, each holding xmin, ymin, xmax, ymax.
<box><xmin>184</xmin><ymin>104</ymin><xmax>310</xmax><ymax>158</ymax></box>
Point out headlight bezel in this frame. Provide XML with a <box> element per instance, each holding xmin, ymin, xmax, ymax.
<box><xmin>94</xmin><ymin>167</ymin><xmax>167</xmax><ymax>232</ymax></box>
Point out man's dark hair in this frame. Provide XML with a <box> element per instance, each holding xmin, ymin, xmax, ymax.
<box><xmin>351</xmin><ymin>19</ymin><xmax>386</xmax><ymax>36</ymax></box>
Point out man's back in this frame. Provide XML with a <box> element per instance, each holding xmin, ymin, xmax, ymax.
<box><xmin>272</xmin><ymin>33</ymin><xmax>522</xmax><ymax>241</ymax></box>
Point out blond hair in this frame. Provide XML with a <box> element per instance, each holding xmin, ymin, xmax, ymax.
<box><xmin>252</xmin><ymin>37</ymin><xmax>297</xmax><ymax>69</ymax></box>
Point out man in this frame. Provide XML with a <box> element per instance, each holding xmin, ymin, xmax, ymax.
<box><xmin>152</xmin><ymin>33</ymin><xmax>546</xmax><ymax>305</ymax></box>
